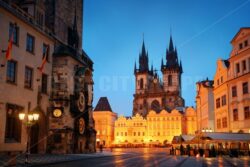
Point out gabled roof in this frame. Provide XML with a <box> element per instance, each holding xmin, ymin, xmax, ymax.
<box><xmin>231</xmin><ymin>27</ymin><xmax>250</xmax><ymax>43</ymax></box>
<box><xmin>94</xmin><ymin>97</ymin><xmax>113</xmax><ymax>112</ymax></box>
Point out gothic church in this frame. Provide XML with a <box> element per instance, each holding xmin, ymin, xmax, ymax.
<box><xmin>133</xmin><ymin>35</ymin><xmax>185</xmax><ymax>117</ymax></box>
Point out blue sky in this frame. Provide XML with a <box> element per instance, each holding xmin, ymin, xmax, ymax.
<box><xmin>83</xmin><ymin>0</ymin><xmax>250</xmax><ymax>116</ymax></box>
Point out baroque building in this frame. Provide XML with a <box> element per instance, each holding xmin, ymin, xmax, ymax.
<box><xmin>196</xmin><ymin>79</ymin><xmax>215</xmax><ymax>132</ymax></box>
<box><xmin>114</xmin><ymin>107</ymin><xmax>197</xmax><ymax>146</ymax></box>
<box><xmin>133</xmin><ymin>36</ymin><xmax>184</xmax><ymax>117</ymax></box>
<box><xmin>93</xmin><ymin>97</ymin><xmax>117</xmax><ymax>148</ymax></box>
<box><xmin>0</xmin><ymin>0</ymin><xmax>95</xmax><ymax>155</ymax></box>
<box><xmin>213</xmin><ymin>28</ymin><xmax>250</xmax><ymax>133</ymax></box>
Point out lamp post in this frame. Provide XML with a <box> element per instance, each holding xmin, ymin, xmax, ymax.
<box><xmin>19</xmin><ymin>111</ymin><xmax>39</xmax><ymax>165</ymax></box>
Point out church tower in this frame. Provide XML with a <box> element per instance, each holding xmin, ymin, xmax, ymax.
<box><xmin>133</xmin><ymin>34</ymin><xmax>185</xmax><ymax>117</ymax></box>
<box><xmin>161</xmin><ymin>35</ymin><xmax>183</xmax><ymax>96</ymax></box>
<box><xmin>134</xmin><ymin>40</ymin><xmax>153</xmax><ymax>94</ymax></box>
<box><xmin>133</xmin><ymin>40</ymin><xmax>154</xmax><ymax>116</ymax></box>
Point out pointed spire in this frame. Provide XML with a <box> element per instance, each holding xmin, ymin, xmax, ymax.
<box><xmin>134</xmin><ymin>61</ymin><xmax>137</xmax><ymax>74</ymax></box>
<box><xmin>138</xmin><ymin>37</ymin><xmax>149</xmax><ymax>72</ymax></box>
<box><xmin>180</xmin><ymin>60</ymin><xmax>183</xmax><ymax>73</ymax></box>
<box><xmin>161</xmin><ymin>58</ymin><xmax>164</xmax><ymax>70</ymax></box>
<box><xmin>169</xmin><ymin>34</ymin><xmax>174</xmax><ymax>52</ymax></box>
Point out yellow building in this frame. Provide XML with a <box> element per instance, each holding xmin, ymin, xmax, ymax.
<box><xmin>196</xmin><ymin>79</ymin><xmax>215</xmax><ymax>132</ymax></box>
<box><xmin>228</xmin><ymin>28</ymin><xmax>250</xmax><ymax>133</ymax></box>
<box><xmin>93</xmin><ymin>97</ymin><xmax>117</xmax><ymax>147</ymax></box>
<box><xmin>114</xmin><ymin>107</ymin><xmax>197</xmax><ymax>147</ymax></box>
<box><xmin>213</xmin><ymin>59</ymin><xmax>230</xmax><ymax>132</ymax></box>
<box><xmin>213</xmin><ymin>28</ymin><xmax>250</xmax><ymax>133</ymax></box>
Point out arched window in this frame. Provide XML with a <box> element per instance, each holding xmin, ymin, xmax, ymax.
<box><xmin>140</xmin><ymin>78</ymin><xmax>144</xmax><ymax>89</ymax></box>
<box><xmin>168</xmin><ymin>75</ymin><xmax>172</xmax><ymax>86</ymax></box>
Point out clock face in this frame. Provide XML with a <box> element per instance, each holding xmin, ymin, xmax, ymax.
<box><xmin>79</xmin><ymin>118</ymin><xmax>85</xmax><ymax>134</ymax></box>
<box><xmin>77</xmin><ymin>92</ymin><xmax>85</xmax><ymax>112</ymax></box>
<box><xmin>53</xmin><ymin>108</ymin><xmax>62</xmax><ymax>118</ymax></box>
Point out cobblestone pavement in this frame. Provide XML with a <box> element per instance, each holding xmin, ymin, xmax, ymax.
<box><xmin>1</xmin><ymin>148</ymin><xmax>249</xmax><ymax>167</ymax></box>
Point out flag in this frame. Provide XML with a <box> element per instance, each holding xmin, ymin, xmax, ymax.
<box><xmin>39</xmin><ymin>46</ymin><xmax>48</xmax><ymax>73</ymax></box>
<box><xmin>5</xmin><ymin>31</ymin><xmax>13</xmax><ymax>60</ymax></box>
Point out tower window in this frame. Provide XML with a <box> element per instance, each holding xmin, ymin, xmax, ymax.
<box><xmin>168</xmin><ymin>75</ymin><xmax>172</xmax><ymax>86</ymax></box>
<box><xmin>140</xmin><ymin>78</ymin><xmax>144</xmax><ymax>89</ymax></box>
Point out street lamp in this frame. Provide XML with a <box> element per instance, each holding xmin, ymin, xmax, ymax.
<box><xmin>19</xmin><ymin>111</ymin><xmax>39</xmax><ymax>164</ymax></box>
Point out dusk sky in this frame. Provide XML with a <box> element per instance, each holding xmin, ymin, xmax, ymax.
<box><xmin>83</xmin><ymin>0</ymin><xmax>250</xmax><ymax>116</ymax></box>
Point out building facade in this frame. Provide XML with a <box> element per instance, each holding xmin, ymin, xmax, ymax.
<box><xmin>114</xmin><ymin>107</ymin><xmax>197</xmax><ymax>146</ymax></box>
<box><xmin>93</xmin><ymin>97</ymin><xmax>117</xmax><ymax>148</ymax></box>
<box><xmin>212</xmin><ymin>28</ymin><xmax>250</xmax><ymax>133</ymax></box>
<box><xmin>213</xmin><ymin>59</ymin><xmax>230</xmax><ymax>132</ymax></box>
<box><xmin>0</xmin><ymin>0</ymin><xmax>95</xmax><ymax>154</ymax></box>
<box><xmin>227</xmin><ymin>28</ymin><xmax>250</xmax><ymax>133</ymax></box>
<box><xmin>0</xmin><ymin>0</ymin><xmax>54</xmax><ymax>154</ymax></box>
<box><xmin>196</xmin><ymin>79</ymin><xmax>215</xmax><ymax>132</ymax></box>
<box><xmin>133</xmin><ymin>36</ymin><xmax>184</xmax><ymax>117</ymax></box>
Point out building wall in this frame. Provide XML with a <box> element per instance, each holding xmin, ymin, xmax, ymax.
<box><xmin>212</xmin><ymin>28</ymin><xmax>250</xmax><ymax>133</ymax></box>
<box><xmin>114</xmin><ymin>108</ymin><xmax>197</xmax><ymax>146</ymax></box>
<box><xmin>93</xmin><ymin>111</ymin><xmax>117</xmax><ymax>147</ymax></box>
<box><xmin>213</xmin><ymin>59</ymin><xmax>229</xmax><ymax>132</ymax></box>
<box><xmin>0</xmin><ymin>5</ymin><xmax>54</xmax><ymax>153</ymax></box>
<box><xmin>196</xmin><ymin>80</ymin><xmax>215</xmax><ymax>132</ymax></box>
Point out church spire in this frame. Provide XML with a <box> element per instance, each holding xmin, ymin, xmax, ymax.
<box><xmin>180</xmin><ymin>60</ymin><xmax>183</xmax><ymax>73</ymax></box>
<box><xmin>166</xmin><ymin>34</ymin><xmax>179</xmax><ymax>69</ymax></box>
<box><xmin>138</xmin><ymin>38</ymin><xmax>149</xmax><ymax>72</ymax></box>
<box><xmin>134</xmin><ymin>61</ymin><xmax>137</xmax><ymax>74</ymax></box>
<box><xmin>169</xmin><ymin>34</ymin><xmax>174</xmax><ymax>52</ymax></box>
<box><xmin>161</xmin><ymin>58</ymin><xmax>164</xmax><ymax>70</ymax></box>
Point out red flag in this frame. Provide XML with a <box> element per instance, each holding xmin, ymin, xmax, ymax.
<box><xmin>6</xmin><ymin>32</ymin><xmax>13</xmax><ymax>60</ymax></box>
<box><xmin>39</xmin><ymin>46</ymin><xmax>48</xmax><ymax>73</ymax></box>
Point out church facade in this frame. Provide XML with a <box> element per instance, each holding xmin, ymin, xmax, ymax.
<box><xmin>133</xmin><ymin>36</ymin><xmax>185</xmax><ymax>117</ymax></box>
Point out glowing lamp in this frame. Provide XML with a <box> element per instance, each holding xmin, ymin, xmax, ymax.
<box><xmin>33</xmin><ymin>113</ymin><xmax>39</xmax><ymax>121</ymax></box>
<box><xmin>19</xmin><ymin>113</ymin><xmax>25</xmax><ymax>120</ymax></box>
<box><xmin>28</xmin><ymin>114</ymin><xmax>34</xmax><ymax>121</ymax></box>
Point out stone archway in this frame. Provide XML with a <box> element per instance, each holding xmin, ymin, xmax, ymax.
<box><xmin>151</xmin><ymin>100</ymin><xmax>160</xmax><ymax>113</ymax></box>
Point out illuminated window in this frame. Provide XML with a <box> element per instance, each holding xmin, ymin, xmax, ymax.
<box><xmin>216</xmin><ymin>98</ymin><xmax>220</xmax><ymax>108</ymax></box>
<box><xmin>244</xmin><ymin>107</ymin><xmax>250</xmax><ymax>119</ymax></box>
<box><xmin>222</xmin><ymin>117</ymin><xmax>227</xmax><ymax>128</ymax></box>
<box><xmin>243</xmin><ymin>82</ymin><xmax>248</xmax><ymax>94</ymax></box>
<box><xmin>233</xmin><ymin>109</ymin><xmax>238</xmax><ymax>121</ymax></box>
<box><xmin>232</xmin><ymin>86</ymin><xmax>237</xmax><ymax>97</ymax></box>
<box><xmin>221</xmin><ymin>95</ymin><xmax>226</xmax><ymax>106</ymax></box>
